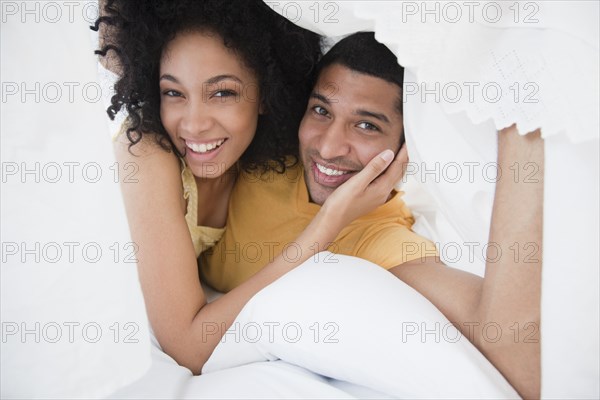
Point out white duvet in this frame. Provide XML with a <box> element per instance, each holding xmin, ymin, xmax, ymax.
<box><xmin>1</xmin><ymin>1</ymin><xmax>598</xmax><ymax>398</ymax></box>
<box><xmin>113</xmin><ymin>254</ymin><xmax>518</xmax><ymax>399</ymax></box>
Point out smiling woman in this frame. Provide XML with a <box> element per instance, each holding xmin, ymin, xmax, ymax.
<box><xmin>159</xmin><ymin>31</ymin><xmax>260</xmax><ymax>181</ymax></box>
<box><xmin>93</xmin><ymin>0</ymin><xmax>406</xmax><ymax>375</ymax></box>
<box><xmin>93</xmin><ymin>0</ymin><xmax>324</xmax><ymax>372</ymax></box>
<box><xmin>96</xmin><ymin>0</ymin><xmax>320</xmax><ymax>174</ymax></box>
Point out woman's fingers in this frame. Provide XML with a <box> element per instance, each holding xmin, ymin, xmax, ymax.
<box><xmin>355</xmin><ymin>144</ymin><xmax>409</xmax><ymax>193</ymax></box>
<box><xmin>396</xmin><ymin>143</ymin><xmax>409</xmax><ymax>166</ymax></box>
<box><xmin>320</xmin><ymin>146</ymin><xmax>409</xmax><ymax>226</ymax></box>
<box><xmin>371</xmin><ymin>144</ymin><xmax>409</xmax><ymax>189</ymax></box>
<box><xmin>347</xmin><ymin>149</ymin><xmax>395</xmax><ymax>190</ymax></box>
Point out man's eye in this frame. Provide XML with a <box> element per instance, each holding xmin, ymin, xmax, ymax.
<box><xmin>312</xmin><ymin>105</ymin><xmax>328</xmax><ymax>116</ymax></box>
<box><xmin>357</xmin><ymin>121</ymin><xmax>380</xmax><ymax>131</ymax></box>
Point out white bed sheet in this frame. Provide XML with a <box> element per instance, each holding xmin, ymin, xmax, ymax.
<box><xmin>110</xmin><ymin>335</ymin><xmax>393</xmax><ymax>399</ymax></box>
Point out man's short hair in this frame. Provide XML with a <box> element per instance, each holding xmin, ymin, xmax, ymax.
<box><xmin>316</xmin><ymin>32</ymin><xmax>404</xmax><ymax>114</ymax></box>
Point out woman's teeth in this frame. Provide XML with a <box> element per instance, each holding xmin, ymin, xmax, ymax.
<box><xmin>186</xmin><ymin>139</ymin><xmax>225</xmax><ymax>154</ymax></box>
<box><xmin>316</xmin><ymin>162</ymin><xmax>349</xmax><ymax>176</ymax></box>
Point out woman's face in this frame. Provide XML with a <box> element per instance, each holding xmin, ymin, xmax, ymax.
<box><xmin>159</xmin><ymin>31</ymin><xmax>260</xmax><ymax>179</ymax></box>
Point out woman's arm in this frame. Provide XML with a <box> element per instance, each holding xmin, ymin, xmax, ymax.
<box><xmin>390</xmin><ymin>125</ymin><xmax>543</xmax><ymax>398</ymax></box>
<box><xmin>198</xmin><ymin>147</ymin><xmax>407</xmax><ymax>360</ymax></box>
<box><xmin>116</xmin><ymin>136</ymin><xmax>406</xmax><ymax>374</ymax></box>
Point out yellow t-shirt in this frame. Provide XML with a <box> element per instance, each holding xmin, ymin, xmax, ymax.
<box><xmin>201</xmin><ymin>163</ymin><xmax>438</xmax><ymax>292</ymax></box>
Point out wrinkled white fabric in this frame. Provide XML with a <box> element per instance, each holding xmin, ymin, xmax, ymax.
<box><xmin>268</xmin><ymin>1</ymin><xmax>599</xmax><ymax>397</ymax></box>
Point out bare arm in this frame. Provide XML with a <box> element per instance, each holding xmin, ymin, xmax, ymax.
<box><xmin>390</xmin><ymin>125</ymin><xmax>543</xmax><ymax>398</ymax></box>
<box><xmin>116</xmin><ymin>136</ymin><xmax>406</xmax><ymax>374</ymax></box>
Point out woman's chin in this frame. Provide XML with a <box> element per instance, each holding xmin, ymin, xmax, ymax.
<box><xmin>187</xmin><ymin>161</ymin><xmax>231</xmax><ymax>180</ymax></box>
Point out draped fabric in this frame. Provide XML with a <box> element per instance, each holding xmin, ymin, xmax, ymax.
<box><xmin>266</xmin><ymin>1</ymin><xmax>599</xmax><ymax>397</ymax></box>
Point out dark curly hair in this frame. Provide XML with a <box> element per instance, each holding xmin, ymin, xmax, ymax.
<box><xmin>92</xmin><ymin>0</ymin><xmax>322</xmax><ymax>172</ymax></box>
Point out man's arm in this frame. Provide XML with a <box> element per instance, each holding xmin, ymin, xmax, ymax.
<box><xmin>390</xmin><ymin>125</ymin><xmax>543</xmax><ymax>399</ymax></box>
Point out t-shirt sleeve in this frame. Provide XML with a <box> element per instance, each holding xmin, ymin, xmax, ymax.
<box><xmin>354</xmin><ymin>224</ymin><xmax>439</xmax><ymax>269</ymax></box>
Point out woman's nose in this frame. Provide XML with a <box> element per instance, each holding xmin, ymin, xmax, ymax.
<box><xmin>179</xmin><ymin>99</ymin><xmax>214</xmax><ymax>136</ymax></box>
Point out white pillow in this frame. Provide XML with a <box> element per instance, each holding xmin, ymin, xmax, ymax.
<box><xmin>203</xmin><ymin>253</ymin><xmax>519</xmax><ymax>399</ymax></box>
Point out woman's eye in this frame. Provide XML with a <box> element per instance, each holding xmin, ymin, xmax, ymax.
<box><xmin>312</xmin><ymin>105</ymin><xmax>328</xmax><ymax>116</ymax></box>
<box><xmin>357</xmin><ymin>121</ymin><xmax>380</xmax><ymax>132</ymax></box>
<box><xmin>162</xmin><ymin>90</ymin><xmax>182</xmax><ymax>98</ymax></box>
<box><xmin>213</xmin><ymin>90</ymin><xmax>237</xmax><ymax>98</ymax></box>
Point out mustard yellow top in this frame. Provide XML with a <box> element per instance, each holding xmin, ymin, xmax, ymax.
<box><xmin>201</xmin><ymin>163</ymin><xmax>438</xmax><ymax>292</ymax></box>
<box><xmin>180</xmin><ymin>160</ymin><xmax>225</xmax><ymax>257</ymax></box>
<box><xmin>116</xmin><ymin>122</ymin><xmax>223</xmax><ymax>256</ymax></box>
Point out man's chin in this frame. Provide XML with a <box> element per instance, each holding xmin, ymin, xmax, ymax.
<box><xmin>303</xmin><ymin>161</ymin><xmax>355</xmax><ymax>205</ymax></box>
<box><xmin>306</xmin><ymin>180</ymin><xmax>336</xmax><ymax>206</ymax></box>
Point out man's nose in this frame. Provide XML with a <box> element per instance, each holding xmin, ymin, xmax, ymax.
<box><xmin>179</xmin><ymin>99</ymin><xmax>214</xmax><ymax>136</ymax></box>
<box><xmin>317</xmin><ymin>121</ymin><xmax>350</xmax><ymax>161</ymax></box>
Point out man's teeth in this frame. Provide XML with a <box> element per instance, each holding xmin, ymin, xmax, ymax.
<box><xmin>316</xmin><ymin>162</ymin><xmax>349</xmax><ymax>176</ymax></box>
<box><xmin>186</xmin><ymin>139</ymin><xmax>225</xmax><ymax>154</ymax></box>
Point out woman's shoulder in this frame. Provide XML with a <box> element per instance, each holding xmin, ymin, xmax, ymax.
<box><xmin>114</xmin><ymin>131</ymin><xmax>180</xmax><ymax>171</ymax></box>
<box><xmin>113</xmin><ymin>130</ymin><xmax>185</xmax><ymax>206</ymax></box>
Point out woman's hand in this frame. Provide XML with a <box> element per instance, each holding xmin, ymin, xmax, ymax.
<box><xmin>320</xmin><ymin>145</ymin><xmax>409</xmax><ymax>232</ymax></box>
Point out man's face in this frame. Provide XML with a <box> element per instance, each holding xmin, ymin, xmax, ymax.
<box><xmin>299</xmin><ymin>63</ymin><xmax>404</xmax><ymax>205</ymax></box>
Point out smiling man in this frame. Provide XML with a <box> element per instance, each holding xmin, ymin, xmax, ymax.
<box><xmin>300</xmin><ymin>62</ymin><xmax>405</xmax><ymax>205</ymax></box>
<box><xmin>201</xmin><ymin>32</ymin><xmax>543</xmax><ymax>399</ymax></box>
<box><xmin>201</xmin><ymin>32</ymin><xmax>437</xmax><ymax>292</ymax></box>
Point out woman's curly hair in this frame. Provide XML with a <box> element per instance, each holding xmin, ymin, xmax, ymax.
<box><xmin>92</xmin><ymin>0</ymin><xmax>322</xmax><ymax>172</ymax></box>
